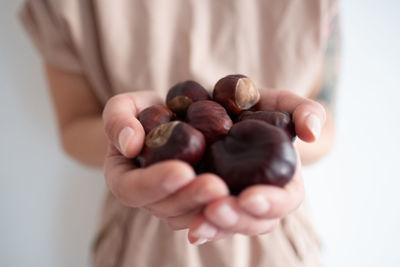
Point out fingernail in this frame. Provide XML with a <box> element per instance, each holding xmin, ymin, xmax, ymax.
<box><xmin>240</xmin><ymin>194</ymin><xmax>270</xmax><ymax>216</ymax></box>
<box><xmin>305</xmin><ymin>114</ymin><xmax>321</xmax><ymax>139</ymax></box>
<box><xmin>192</xmin><ymin>238</ymin><xmax>208</xmax><ymax>246</ymax></box>
<box><xmin>191</xmin><ymin>222</ymin><xmax>218</xmax><ymax>239</ymax></box>
<box><xmin>215</xmin><ymin>204</ymin><xmax>238</xmax><ymax>227</ymax></box>
<box><xmin>118</xmin><ymin>127</ymin><xmax>134</xmax><ymax>155</ymax></box>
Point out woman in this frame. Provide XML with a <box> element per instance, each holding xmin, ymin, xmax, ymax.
<box><xmin>20</xmin><ymin>0</ymin><xmax>339</xmax><ymax>266</ymax></box>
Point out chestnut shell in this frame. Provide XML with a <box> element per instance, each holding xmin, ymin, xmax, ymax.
<box><xmin>138</xmin><ymin>105</ymin><xmax>175</xmax><ymax>134</ymax></box>
<box><xmin>186</xmin><ymin>100</ymin><xmax>233</xmax><ymax>143</ymax></box>
<box><xmin>139</xmin><ymin>121</ymin><xmax>206</xmax><ymax>167</ymax></box>
<box><xmin>239</xmin><ymin>110</ymin><xmax>296</xmax><ymax>141</ymax></box>
<box><xmin>208</xmin><ymin>119</ymin><xmax>297</xmax><ymax>195</ymax></box>
<box><xmin>213</xmin><ymin>74</ymin><xmax>260</xmax><ymax>116</ymax></box>
<box><xmin>166</xmin><ymin>80</ymin><xmax>210</xmax><ymax>117</ymax></box>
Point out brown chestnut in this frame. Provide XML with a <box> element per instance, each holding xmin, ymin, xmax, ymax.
<box><xmin>239</xmin><ymin>110</ymin><xmax>296</xmax><ymax>141</ymax></box>
<box><xmin>138</xmin><ymin>121</ymin><xmax>206</xmax><ymax>167</ymax></box>
<box><xmin>208</xmin><ymin>119</ymin><xmax>297</xmax><ymax>195</ymax></box>
<box><xmin>166</xmin><ymin>80</ymin><xmax>211</xmax><ymax>117</ymax></box>
<box><xmin>213</xmin><ymin>74</ymin><xmax>260</xmax><ymax>116</ymax></box>
<box><xmin>186</xmin><ymin>100</ymin><xmax>233</xmax><ymax>143</ymax></box>
<box><xmin>138</xmin><ymin>105</ymin><xmax>175</xmax><ymax>134</ymax></box>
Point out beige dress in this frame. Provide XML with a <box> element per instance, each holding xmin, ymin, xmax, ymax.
<box><xmin>20</xmin><ymin>0</ymin><xmax>338</xmax><ymax>266</ymax></box>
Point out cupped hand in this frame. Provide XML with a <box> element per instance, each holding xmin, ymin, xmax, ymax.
<box><xmin>187</xmin><ymin>89</ymin><xmax>326</xmax><ymax>245</ymax></box>
<box><xmin>102</xmin><ymin>92</ymin><xmax>229</xmax><ymax>230</ymax></box>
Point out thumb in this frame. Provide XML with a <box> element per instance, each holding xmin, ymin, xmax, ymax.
<box><xmin>258</xmin><ymin>90</ymin><xmax>326</xmax><ymax>143</ymax></box>
<box><xmin>102</xmin><ymin>91</ymin><xmax>162</xmax><ymax>157</ymax></box>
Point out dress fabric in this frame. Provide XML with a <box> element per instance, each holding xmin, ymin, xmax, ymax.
<box><xmin>20</xmin><ymin>0</ymin><xmax>338</xmax><ymax>266</ymax></box>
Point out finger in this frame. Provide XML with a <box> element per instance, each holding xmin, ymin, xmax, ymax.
<box><xmin>203</xmin><ymin>197</ymin><xmax>280</xmax><ymax>235</ymax></box>
<box><xmin>237</xmin><ymin>167</ymin><xmax>304</xmax><ymax>219</ymax></box>
<box><xmin>104</xmin><ymin>159</ymin><xmax>196</xmax><ymax>207</ymax></box>
<box><xmin>188</xmin><ymin>214</ymin><xmax>232</xmax><ymax>245</ymax></box>
<box><xmin>102</xmin><ymin>91</ymin><xmax>162</xmax><ymax>157</ymax></box>
<box><xmin>104</xmin><ymin>143</ymin><xmax>138</xmax><ymax>191</ymax></box>
<box><xmin>257</xmin><ymin>89</ymin><xmax>326</xmax><ymax>142</ymax></box>
<box><xmin>145</xmin><ymin>173</ymin><xmax>229</xmax><ymax>218</ymax></box>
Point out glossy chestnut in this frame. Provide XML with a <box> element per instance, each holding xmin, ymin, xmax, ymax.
<box><xmin>208</xmin><ymin>119</ymin><xmax>297</xmax><ymax>194</ymax></box>
<box><xmin>213</xmin><ymin>74</ymin><xmax>260</xmax><ymax>116</ymax></box>
<box><xmin>239</xmin><ymin>110</ymin><xmax>296</xmax><ymax>141</ymax></box>
<box><xmin>166</xmin><ymin>80</ymin><xmax>210</xmax><ymax>117</ymax></box>
<box><xmin>138</xmin><ymin>121</ymin><xmax>206</xmax><ymax>167</ymax></box>
<box><xmin>186</xmin><ymin>100</ymin><xmax>233</xmax><ymax>143</ymax></box>
<box><xmin>138</xmin><ymin>105</ymin><xmax>175</xmax><ymax>134</ymax></box>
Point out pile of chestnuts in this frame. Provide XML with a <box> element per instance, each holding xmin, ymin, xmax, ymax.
<box><xmin>136</xmin><ymin>74</ymin><xmax>297</xmax><ymax>195</ymax></box>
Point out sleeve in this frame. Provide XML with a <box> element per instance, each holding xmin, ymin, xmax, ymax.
<box><xmin>18</xmin><ymin>0</ymin><xmax>82</xmax><ymax>73</ymax></box>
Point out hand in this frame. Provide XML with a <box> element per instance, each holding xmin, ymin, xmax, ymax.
<box><xmin>102</xmin><ymin>92</ymin><xmax>229</xmax><ymax>230</ymax></box>
<box><xmin>187</xmin><ymin>89</ymin><xmax>326</xmax><ymax>245</ymax></box>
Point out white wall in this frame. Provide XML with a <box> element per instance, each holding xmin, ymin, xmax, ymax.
<box><xmin>1</xmin><ymin>1</ymin><xmax>399</xmax><ymax>267</ymax></box>
<box><xmin>0</xmin><ymin>1</ymin><xmax>105</xmax><ymax>266</ymax></box>
<box><xmin>304</xmin><ymin>1</ymin><xmax>400</xmax><ymax>267</ymax></box>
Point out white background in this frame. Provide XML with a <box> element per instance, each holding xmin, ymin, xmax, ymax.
<box><xmin>1</xmin><ymin>0</ymin><xmax>400</xmax><ymax>266</ymax></box>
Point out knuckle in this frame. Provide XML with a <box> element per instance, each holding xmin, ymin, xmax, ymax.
<box><xmin>103</xmin><ymin>95</ymin><xmax>137</xmax><ymax>140</ymax></box>
<box><xmin>104</xmin><ymin>114</ymin><xmax>127</xmax><ymax>140</ymax></box>
<box><xmin>103</xmin><ymin>95</ymin><xmax>123</xmax><ymax>120</ymax></box>
<box><xmin>108</xmin><ymin>94</ymin><xmax>127</xmax><ymax>107</ymax></box>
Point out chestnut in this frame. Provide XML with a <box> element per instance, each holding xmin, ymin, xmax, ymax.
<box><xmin>239</xmin><ymin>110</ymin><xmax>296</xmax><ymax>141</ymax></box>
<box><xmin>213</xmin><ymin>74</ymin><xmax>260</xmax><ymax>116</ymax></box>
<box><xmin>138</xmin><ymin>121</ymin><xmax>206</xmax><ymax>167</ymax></box>
<box><xmin>166</xmin><ymin>80</ymin><xmax>211</xmax><ymax>117</ymax></box>
<box><xmin>138</xmin><ymin>105</ymin><xmax>175</xmax><ymax>134</ymax></box>
<box><xmin>208</xmin><ymin>119</ymin><xmax>297</xmax><ymax>195</ymax></box>
<box><xmin>194</xmin><ymin>154</ymin><xmax>211</xmax><ymax>174</ymax></box>
<box><xmin>186</xmin><ymin>100</ymin><xmax>233</xmax><ymax>143</ymax></box>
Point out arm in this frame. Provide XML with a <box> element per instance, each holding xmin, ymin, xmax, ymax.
<box><xmin>45</xmin><ymin>63</ymin><xmax>108</xmax><ymax>168</ymax></box>
<box><xmin>296</xmin><ymin>14</ymin><xmax>341</xmax><ymax>165</ymax></box>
